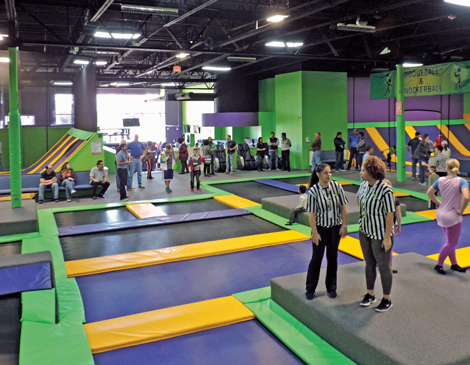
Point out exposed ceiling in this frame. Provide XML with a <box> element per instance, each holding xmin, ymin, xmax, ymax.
<box><xmin>2</xmin><ymin>0</ymin><xmax>470</xmax><ymax>88</ymax></box>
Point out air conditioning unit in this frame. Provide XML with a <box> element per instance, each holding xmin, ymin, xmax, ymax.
<box><xmin>175</xmin><ymin>93</ymin><xmax>192</xmax><ymax>101</ymax></box>
<box><xmin>336</xmin><ymin>23</ymin><xmax>376</xmax><ymax>33</ymax></box>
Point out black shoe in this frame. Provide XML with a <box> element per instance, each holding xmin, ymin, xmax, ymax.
<box><xmin>179</xmin><ymin>172</ymin><xmax>185</xmax><ymax>174</ymax></box>
<box><xmin>392</xmin><ymin>269</ymin><xmax>398</xmax><ymax>274</ymax></box>
<box><xmin>360</xmin><ymin>293</ymin><xmax>376</xmax><ymax>307</ymax></box>
<box><xmin>434</xmin><ymin>265</ymin><xmax>446</xmax><ymax>275</ymax></box>
<box><xmin>98</xmin><ymin>193</ymin><xmax>105</xmax><ymax>198</ymax></box>
<box><xmin>375</xmin><ymin>298</ymin><xmax>393</xmax><ymax>312</ymax></box>
<box><xmin>327</xmin><ymin>290</ymin><xmax>337</xmax><ymax>299</ymax></box>
<box><xmin>38</xmin><ymin>200</ymin><xmax>43</xmax><ymax>204</ymax></box>
<box><xmin>285</xmin><ymin>222</ymin><xmax>292</xmax><ymax>226</ymax></box>
<box><xmin>120</xmin><ymin>196</ymin><xmax>130</xmax><ymax>201</ymax></box>
<box><xmin>139</xmin><ymin>185</ymin><xmax>145</xmax><ymax>189</ymax></box>
<box><xmin>92</xmin><ymin>196</ymin><xmax>97</xmax><ymax>200</ymax></box>
<box><xmin>305</xmin><ymin>292</ymin><xmax>314</xmax><ymax>300</ymax></box>
<box><xmin>55</xmin><ymin>199</ymin><xmax>60</xmax><ymax>203</ymax></box>
<box><xmin>451</xmin><ymin>264</ymin><xmax>466</xmax><ymax>273</ymax></box>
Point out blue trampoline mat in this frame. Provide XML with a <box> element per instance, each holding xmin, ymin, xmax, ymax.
<box><xmin>77</xmin><ymin>240</ymin><xmax>359</xmax><ymax>322</ymax></box>
<box><xmin>93</xmin><ymin>319</ymin><xmax>304</xmax><ymax>365</ymax></box>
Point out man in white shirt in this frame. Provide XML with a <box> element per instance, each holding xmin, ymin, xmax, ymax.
<box><xmin>89</xmin><ymin>160</ymin><xmax>110</xmax><ymax>199</ymax></box>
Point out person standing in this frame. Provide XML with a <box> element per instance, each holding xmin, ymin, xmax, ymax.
<box><xmin>357</xmin><ymin>156</ymin><xmax>395</xmax><ymax>312</ymax></box>
<box><xmin>268</xmin><ymin>132</ymin><xmax>280</xmax><ymax>171</ymax></box>
<box><xmin>356</xmin><ymin>132</ymin><xmax>366</xmax><ymax>170</ymax></box>
<box><xmin>407</xmin><ymin>131</ymin><xmax>421</xmax><ymax>180</ymax></box>
<box><xmin>412</xmin><ymin>133</ymin><xmax>432</xmax><ymax>186</ymax></box>
<box><xmin>225</xmin><ymin>135</ymin><xmax>237</xmax><ymax>175</ymax></box>
<box><xmin>434</xmin><ymin>132</ymin><xmax>443</xmax><ymax>148</ymax></box>
<box><xmin>311</xmin><ymin>132</ymin><xmax>322</xmax><ymax>172</ymax></box>
<box><xmin>256</xmin><ymin>137</ymin><xmax>267</xmax><ymax>172</ymax></box>
<box><xmin>427</xmin><ymin>159</ymin><xmax>469</xmax><ymax>275</ymax></box>
<box><xmin>334</xmin><ymin>132</ymin><xmax>346</xmax><ymax>172</ymax></box>
<box><xmin>426</xmin><ymin>145</ymin><xmax>448</xmax><ymax>177</ymax></box>
<box><xmin>116</xmin><ymin>143</ymin><xmax>131</xmax><ymax>201</ymax></box>
<box><xmin>89</xmin><ymin>160</ymin><xmax>110</xmax><ymax>199</ymax></box>
<box><xmin>115</xmin><ymin>139</ymin><xmax>129</xmax><ymax>192</ymax></box>
<box><xmin>161</xmin><ymin>144</ymin><xmax>175</xmax><ymax>193</ymax></box>
<box><xmin>201</xmin><ymin>141</ymin><xmax>212</xmax><ymax>177</ymax></box>
<box><xmin>281</xmin><ymin>133</ymin><xmax>292</xmax><ymax>172</ymax></box>
<box><xmin>208</xmin><ymin>137</ymin><xmax>216</xmax><ymax>175</ymax></box>
<box><xmin>146</xmin><ymin>141</ymin><xmax>156</xmax><ymax>179</ymax></box>
<box><xmin>188</xmin><ymin>147</ymin><xmax>202</xmax><ymax>192</ymax></box>
<box><xmin>305</xmin><ymin>163</ymin><xmax>348</xmax><ymax>300</ymax></box>
<box><xmin>347</xmin><ymin>129</ymin><xmax>360</xmax><ymax>171</ymax></box>
<box><xmin>441</xmin><ymin>140</ymin><xmax>451</xmax><ymax>159</ymax></box>
<box><xmin>178</xmin><ymin>137</ymin><xmax>189</xmax><ymax>174</ymax></box>
<box><xmin>127</xmin><ymin>134</ymin><xmax>145</xmax><ymax>189</ymax></box>
<box><xmin>38</xmin><ymin>165</ymin><xmax>59</xmax><ymax>204</ymax></box>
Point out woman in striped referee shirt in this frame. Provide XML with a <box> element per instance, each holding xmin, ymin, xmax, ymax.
<box><xmin>305</xmin><ymin>163</ymin><xmax>348</xmax><ymax>300</ymax></box>
<box><xmin>357</xmin><ymin>156</ymin><xmax>395</xmax><ymax>312</ymax></box>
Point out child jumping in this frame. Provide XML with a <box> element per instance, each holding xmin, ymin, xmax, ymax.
<box><xmin>286</xmin><ymin>185</ymin><xmax>307</xmax><ymax>225</ymax></box>
<box><xmin>161</xmin><ymin>144</ymin><xmax>175</xmax><ymax>193</ymax></box>
<box><xmin>188</xmin><ymin>147</ymin><xmax>202</xmax><ymax>192</ymax></box>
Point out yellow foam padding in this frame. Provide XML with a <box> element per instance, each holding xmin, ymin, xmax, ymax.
<box><xmin>30</xmin><ymin>135</ymin><xmax>74</xmax><ymax>174</ymax></box>
<box><xmin>428</xmin><ymin>247</ymin><xmax>470</xmax><ymax>268</ymax></box>
<box><xmin>365</xmin><ymin>127</ymin><xmax>412</xmax><ymax>166</ymax></box>
<box><xmin>126</xmin><ymin>203</ymin><xmax>167</xmax><ymax>219</ymax></box>
<box><xmin>338</xmin><ymin>235</ymin><xmax>398</xmax><ymax>260</ymax></box>
<box><xmin>393</xmin><ymin>191</ymin><xmax>410</xmax><ymax>198</ymax></box>
<box><xmin>0</xmin><ymin>193</ymin><xmax>35</xmax><ymax>202</ymax></box>
<box><xmin>416</xmin><ymin>209</ymin><xmax>437</xmax><ymax>220</ymax></box>
<box><xmin>214</xmin><ymin>194</ymin><xmax>260</xmax><ymax>209</ymax></box>
<box><xmin>405</xmin><ymin>126</ymin><xmax>417</xmax><ymax>139</ymax></box>
<box><xmin>438</xmin><ymin>124</ymin><xmax>470</xmax><ymax>157</ymax></box>
<box><xmin>85</xmin><ymin>296</ymin><xmax>255</xmax><ymax>354</ymax></box>
<box><xmin>66</xmin><ymin>230</ymin><xmax>309</xmax><ymax>277</ymax></box>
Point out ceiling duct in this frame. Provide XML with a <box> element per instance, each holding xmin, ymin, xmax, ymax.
<box><xmin>336</xmin><ymin>23</ymin><xmax>376</xmax><ymax>33</ymax></box>
<box><xmin>173</xmin><ymin>92</ymin><xmax>215</xmax><ymax>101</ymax></box>
<box><xmin>121</xmin><ymin>4</ymin><xmax>179</xmax><ymax>16</ymax></box>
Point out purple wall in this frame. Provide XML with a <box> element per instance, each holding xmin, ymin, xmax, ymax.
<box><xmin>201</xmin><ymin>112</ymin><xmax>259</xmax><ymax>127</ymax></box>
<box><xmin>348</xmin><ymin>77</ymin><xmax>463</xmax><ymax>124</ymax></box>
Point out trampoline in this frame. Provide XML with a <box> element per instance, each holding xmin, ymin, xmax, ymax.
<box><xmin>215</xmin><ymin>181</ymin><xmax>297</xmax><ymax>203</ymax></box>
<box><xmin>61</xmin><ymin>215</ymin><xmax>284</xmax><ymax>261</ymax></box>
<box><xmin>0</xmin><ymin>293</ymin><xmax>21</xmax><ymax>365</ymax></box>
<box><xmin>0</xmin><ymin>242</ymin><xmax>21</xmax><ymax>257</ymax></box>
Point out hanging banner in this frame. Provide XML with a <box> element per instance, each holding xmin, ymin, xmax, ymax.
<box><xmin>370</xmin><ymin>60</ymin><xmax>470</xmax><ymax>99</ymax></box>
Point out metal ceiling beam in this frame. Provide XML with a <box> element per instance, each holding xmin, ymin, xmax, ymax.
<box><xmin>5</xmin><ymin>0</ymin><xmax>16</xmax><ymax>22</ymax></box>
<box><xmin>164</xmin><ymin>0</ymin><xmax>218</xmax><ymax>28</ymax></box>
<box><xmin>90</xmin><ymin>0</ymin><xmax>114</xmax><ymax>22</ymax></box>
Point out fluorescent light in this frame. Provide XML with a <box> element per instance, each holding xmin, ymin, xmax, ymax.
<box><xmin>286</xmin><ymin>42</ymin><xmax>303</xmax><ymax>48</ymax></box>
<box><xmin>73</xmin><ymin>59</ymin><xmax>89</xmax><ymax>65</ymax></box>
<box><xmin>161</xmin><ymin>83</ymin><xmax>176</xmax><ymax>87</ymax></box>
<box><xmin>0</xmin><ymin>34</ymin><xmax>8</xmax><ymax>41</ymax></box>
<box><xmin>94</xmin><ymin>61</ymin><xmax>107</xmax><ymax>66</ymax></box>
<box><xmin>444</xmin><ymin>0</ymin><xmax>470</xmax><ymax>6</ymax></box>
<box><xmin>121</xmin><ymin>4</ymin><xmax>179</xmax><ymax>15</ymax></box>
<box><xmin>266</xmin><ymin>14</ymin><xmax>289</xmax><ymax>22</ymax></box>
<box><xmin>0</xmin><ymin>57</ymin><xmax>10</xmax><ymax>63</ymax></box>
<box><xmin>94</xmin><ymin>31</ymin><xmax>140</xmax><ymax>40</ymax></box>
<box><xmin>403</xmin><ymin>62</ymin><xmax>423</xmax><ymax>68</ymax></box>
<box><xmin>176</xmin><ymin>53</ymin><xmax>190</xmax><ymax>59</ymax></box>
<box><xmin>227</xmin><ymin>56</ymin><xmax>257</xmax><ymax>62</ymax></box>
<box><xmin>53</xmin><ymin>81</ymin><xmax>73</xmax><ymax>86</ymax></box>
<box><xmin>202</xmin><ymin>66</ymin><xmax>231</xmax><ymax>71</ymax></box>
<box><xmin>265</xmin><ymin>41</ymin><xmax>285</xmax><ymax>48</ymax></box>
<box><xmin>111</xmin><ymin>82</ymin><xmax>130</xmax><ymax>86</ymax></box>
<box><xmin>380</xmin><ymin>47</ymin><xmax>391</xmax><ymax>55</ymax></box>
<box><xmin>336</xmin><ymin>23</ymin><xmax>376</xmax><ymax>33</ymax></box>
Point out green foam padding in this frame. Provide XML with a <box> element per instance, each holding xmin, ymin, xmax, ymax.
<box><xmin>37</xmin><ymin>209</ymin><xmax>59</xmax><ymax>237</ymax></box>
<box><xmin>22</xmin><ymin>289</ymin><xmax>56</xmax><ymax>324</ymax></box>
<box><xmin>244</xmin><ymin>299</ymin><xmax>355</xmax><ymax>365</ymax></box>
<box><xmin>200</xmin><ymin>183</ymin><xmax>233</xmax><ymax>196</ymax></box>
<box><xmin>401</xmin><ymin>211</ymin><xmax>434</xmax><ymax>225</ymax></box>
<box><xmin>67</xmin><ymin>128</ymin><xmax>95</xmax><ymax>140</ymax></box>
<box><xmin>233</xmin><ymin>286</ymin><xmax>271</xmax><ymax>304</ymax></box>
<box><xmin>19</xmin><ymin>321</ymin><xmax>94</xmax><ymax>365</ymax></box>
<box><xmin>346</xmin><ymin>224</ymin><xmax>359</xmax><ymax>233</ymax></box>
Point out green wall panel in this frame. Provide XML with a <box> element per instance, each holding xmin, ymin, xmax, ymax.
<box><xmin>68</xmin><ymin>133</ymin><xmax>101</xmax><ymax>171</ymax></box>
<box><xmin>258</xmin><ymin>112</ymin><xmax>274</xmax><ymax>141</ymax></box>
<box><xmin>465</xmin><ymin>93</ymin><xmax>470</xmax><ymax>114</ymax></box>
<box><xmin>233</xmin><ymin>126</ymin><xmax>261</xmax><ymax>144</ymax></box>
<box><xmin>259</xmin><ymin>78</ymin><xmax>275</xmax><ymax>112</ymax></box>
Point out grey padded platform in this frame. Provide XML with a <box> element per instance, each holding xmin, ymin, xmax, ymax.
<box><xmin>262</xmin><ymin>191</ymin><xmax>406</xmax><ymax>226</ymax></box>
<box><xmin>0</xmin><ymin>200</ymin><xmax>38</xmax><ymax>236</ymax></box>
<box><xmin>271</xmin><ymin>253</ymin><xmax>470</xmax><ymax>365</ymax></box>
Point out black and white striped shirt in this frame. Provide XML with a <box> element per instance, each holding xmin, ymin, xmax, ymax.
<box><xmin>306</xmin><ymin>181</ymin><xmax>348</xmax><ymax>228</ymax></box>
<box><xmin>357</xmin><ymin>180</ymin><xmax>396</xmax><ymax>240</ymax></box>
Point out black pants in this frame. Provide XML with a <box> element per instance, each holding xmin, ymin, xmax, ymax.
<box><xmin>281</xmin><ymin>150</ymin><xmax>290</xmax><ymax>171</ymax></box>
<box><xmin>357</xmin><ymin>152</ymin><xmax>365</xmax><ymax>169</ymax></box>
<box><xmin>347</xmin><ymin>147</ymin><xmax>359</xmax><ymax>170</ymax></box>
<box><xmin>117</xmin><ymin>168</ymin><xmax>128</xmax><ymax>200</ymax></box>
<box><xmin>204</xmin><ymin>163</ymin><xmax>211</xmax><ymax>176</ymax></box>
<box><xmin>190</xmin><ymin>170</ymin><xmax>201</xmax><ymax>189</ymax></box>
<box><xmin>306</xmin><ymin>225</ymin><xmax>341</xmax><ymax>293</ymax></box>
<box><xmin>91</xmin><ymin>181</ymin><xmax>110</xmax><ymax>196</ymax></box>
<box><xmin>181</xmin><ymin>160</ymin><xmax>189</xmax><ymax>173</ymax></box>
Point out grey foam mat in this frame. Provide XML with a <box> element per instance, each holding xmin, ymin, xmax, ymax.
<box><xmin>271</xmin><ymin>252</ymin><xmax>470</xmax><ymax>365</ymax></box>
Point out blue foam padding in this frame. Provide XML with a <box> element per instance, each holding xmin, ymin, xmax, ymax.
<box><xmin>254</xmin><ymin>179</ymin><xmax>300</xmax><ymax>193</ymax></box>
<box><xmin>77</xmin><ymin>240</ymin><xmax>359</xmax><ymax>322</ymax></box>
<box><xmin>93</xmin><ymin>319</ymin><xmax>304</xmax><ymax>365</ymax></box>
<box><xmin>0</xmin><ymin>262</ymin><xmax>52</xmax><ymax>296</ymax></box>
<box><xmin>58</xmin><ymin>209</ymin><xmax>252</xmax><ymax>237</ymax></box>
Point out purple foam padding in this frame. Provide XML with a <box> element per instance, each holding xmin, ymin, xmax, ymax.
<box><xmin>0</xmin><ymin>262</ymin><xmax>52</xmax><ymax>296</ymax></box>
<box><xmin>254</xmin><ymin>179</ymin><xmax>300</xmax><ymax>193</ymax></box>
<box><xmin>58</xmin><ymin>208</ymin><xmax>252</xmax><ymax>237</ymax></box>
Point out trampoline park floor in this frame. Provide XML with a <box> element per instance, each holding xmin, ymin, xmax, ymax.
<box><xmin>1</xmin><ymin>169</ymin><xmax>466</xmax><ymax>364</ymax></box>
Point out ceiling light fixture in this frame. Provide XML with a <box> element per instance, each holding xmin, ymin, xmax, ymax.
<box><xmin>0</xmin><ymin>34</ymin><xmax>8</xmax><ymax>41</ymax></box>
<box><xmin>53</xmin><ymin>81</ymin><xmax>73</xmax><ymax>86</ymax></box>
<box><xmin>265</xmin><ymin>41</ymin><xmax>286</xmax><ymax>48</ymax></box>
<box><xmin>111</xmin><ymin>82</ymin><xmax>130</xmax><ymax>87</ymax></box>
<box><xmin>403</xmin><ymin>62</ymin><xmax>423</xmax><ymax>68</ymax></box>
<box><xmin>286</xmin><ymin>42</ymin><xmax>303</xmax><ymax>48</ymax></box>
<box><xmin>73</xmin><ymin>59</ymin><xmax>90</xmax><ymax>65</ymax></box>
<box><xmin>0</xmin><ymin>57</ymin><xmax>10</xmax><ymax>63</ymax></box>
<box><xmin>161</xmin><ymin>83</ymin><xmax>177</xmax><ymax>87</ymax></box>
<box><xmin>121</xmin><ymin>4</ymin><xmax>179</xmax><ymax>15</ymax></box>
<box><xmin>95</xmin><ymin>61</ymin><xmax>107</xmax><ymax>66</ymax></box>
<box><xmin>176</xmin><ymin>53</ymin><xmax>190</xmax><ymax>59</ymax></box>
<box><xmin>444</xmin><ymin>0</ymin><xmax>470</xmax><ymax>7</ymax></box>
<box><xmin>380</xmin><ymin>47</ymin><xmax>391</xmax><ymax>55</ymax></box>
<box><xmin>202</xmin><ymin>66</ymin><xmax>231</xmax><ymax>71</ymax></box>
<box><xmin>227</xmin><ymin>56</ymin><xmax>257</xmax><ymax>62</ymax></box>
<box><xmin>336</xmin><ymin>22</ymin><xmax>376</xmax><ymax>33</ymax></box>
<box><xmin>94</xmin><ymin>31</ymin><xmax>140</xmax><ymax>40</ymax></box>
<box><xmin>266</xmin><ymin>14</ymin><xmax>289</xmax><ymax>23</ymax></box>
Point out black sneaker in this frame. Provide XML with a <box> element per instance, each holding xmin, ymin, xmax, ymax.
<box><xmin>305</xmin><ymin>292</ymin><xmax>314</xmax><ymax>300</ymax></box>
<box><xmin>92</xmin><ymin>196</ymin><xmax>97</xmax><ymax>200</ymax></box>
<box><xmin>360</xmin><ymin>293</ymin><xmax>376</xmax><ymax>307</ymax></box>
<box><xmin>451</xmin><ymin>264</ymin><xmax>466</xmax><ymax>273</ymax></box>
<box><xmin>327</xmin><ymin>290</ymin><xmax>337</xmax><ymax>299</ymax></box>
<box><xmin>434</xmin><ymin>265</ymin><xmax>446</xmax><ymax>275</ymax></box>
<box><xmin>285</xmin><ymin>222</ymin><xmax>292</xmax><ymax>226</ymax></box>
<box><xmin>375</xmin><ymin>298</ymin><xmax>393</xmax><ymax>312</ymax></box>
<box><xmin>38</xmin><ymin>200</ymin><xmax>43</xmax><ymax>204</ymax></box>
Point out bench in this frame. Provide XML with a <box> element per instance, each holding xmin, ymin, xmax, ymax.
<box><xmin>309</xmin><ymin>150</ymin><xmax>349</xmax><ymax>166</ymax></box>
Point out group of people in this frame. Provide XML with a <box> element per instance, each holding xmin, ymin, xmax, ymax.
<box><xmin>256</xmin><ymin>132</ymin><xmax>292</xmax><ymax>172</ymax></box>
<box><xmin>303</xmin><ymin>154</ymin><xmax>468</xmax><ymax>312</ymax></box>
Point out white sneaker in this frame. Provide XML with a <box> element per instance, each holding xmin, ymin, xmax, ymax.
<box><xmin>71</xmin><ymin>189</ymin><xmax>76</xmax><ymax>195</ymax></box>
<box><xmin>67</xmin><ymin>199</ymin><xmax>72</xmax><ymax>202</ymax></box>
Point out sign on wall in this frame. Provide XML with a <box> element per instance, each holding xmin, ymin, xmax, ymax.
<box><xmin>370</xmin><ymin>60</ymin><xmax>470</xmax><ymax>99</ymax></box>
<box><xmin>91</xmin><ymin>140</ymin><xmax>102</xmax><ymax>155</ymax></box>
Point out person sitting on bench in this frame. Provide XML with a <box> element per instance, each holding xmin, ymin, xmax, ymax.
<box><xmin>38</xmin><ymin>165</ymin><xmax>59</xmax><ymax>204</ymax></box>
<box><xmin>90</xmin><ymin>160</ymin><xmax>110</xmax><ymax>199</ymax></box>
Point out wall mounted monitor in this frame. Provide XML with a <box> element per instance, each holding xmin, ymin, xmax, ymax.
<box><xmin>123</xmin><ymin>118</ymin><xmax>140</xmax><ymax>127</ymax></box>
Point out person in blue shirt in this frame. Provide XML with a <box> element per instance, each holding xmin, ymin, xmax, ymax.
<box><xmin>116</xmin><ymin>143</ymin><xmax>132</xmax><ymax>201</ymax></box>
<box><xmin>127</xmin><ymin>134</ymin><xmax>146</xmax><ymax>190</ymax></box>
<box><xmin>347</xmin><ymin>128</ymin><xmax>360</xmax><ymax>171</ymax></box>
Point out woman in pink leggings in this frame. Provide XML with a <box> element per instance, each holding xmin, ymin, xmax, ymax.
<box><xmin>427</xmin><ymin>159</ymin><xmax>470</xmax><ymax>275</ymax></box>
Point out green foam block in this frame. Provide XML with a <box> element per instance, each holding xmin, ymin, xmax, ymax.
<box><xmin>233</xmin><ymin>286</ymin><xmax>271</xmax><ymax>304</ymax></box>
<box><xmin>37</xmin><ymin>209</ymin><xmax>59</xmax><ymax>237</ymax></box>
<box><xmin>19</xmin><ymin>321</ymin><xmax>94</xmax><ymax>365</ymax></box>
<box><xmin>244</xmin><ymin>299</ymin><xmax>355</xmax><ymax>365</ymax></box>
<box><xmin>22</xmin><ymin>289</ymin><xmax>56</xmax><ymax>324</ymax></box>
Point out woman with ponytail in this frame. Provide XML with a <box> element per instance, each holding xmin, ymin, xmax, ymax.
<box><xmin>427</xmin><ymin>159</ymin><xmax>470</xmax><ymax>275</ymax></box>
<box><xmin>305</xmin><ymin>163</ymin><xmax>348</xmax><ymax>300</ymax></box>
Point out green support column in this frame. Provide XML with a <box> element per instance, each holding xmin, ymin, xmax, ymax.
<box><xmin>396</xmin><ymin>64</ymin><xmax>406</xmax><ymax>182</ymax></box>
<box><xmin>8</xmin><ymin>47</ymin><xmax>22</xmax><ymax>208</ymax></box>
